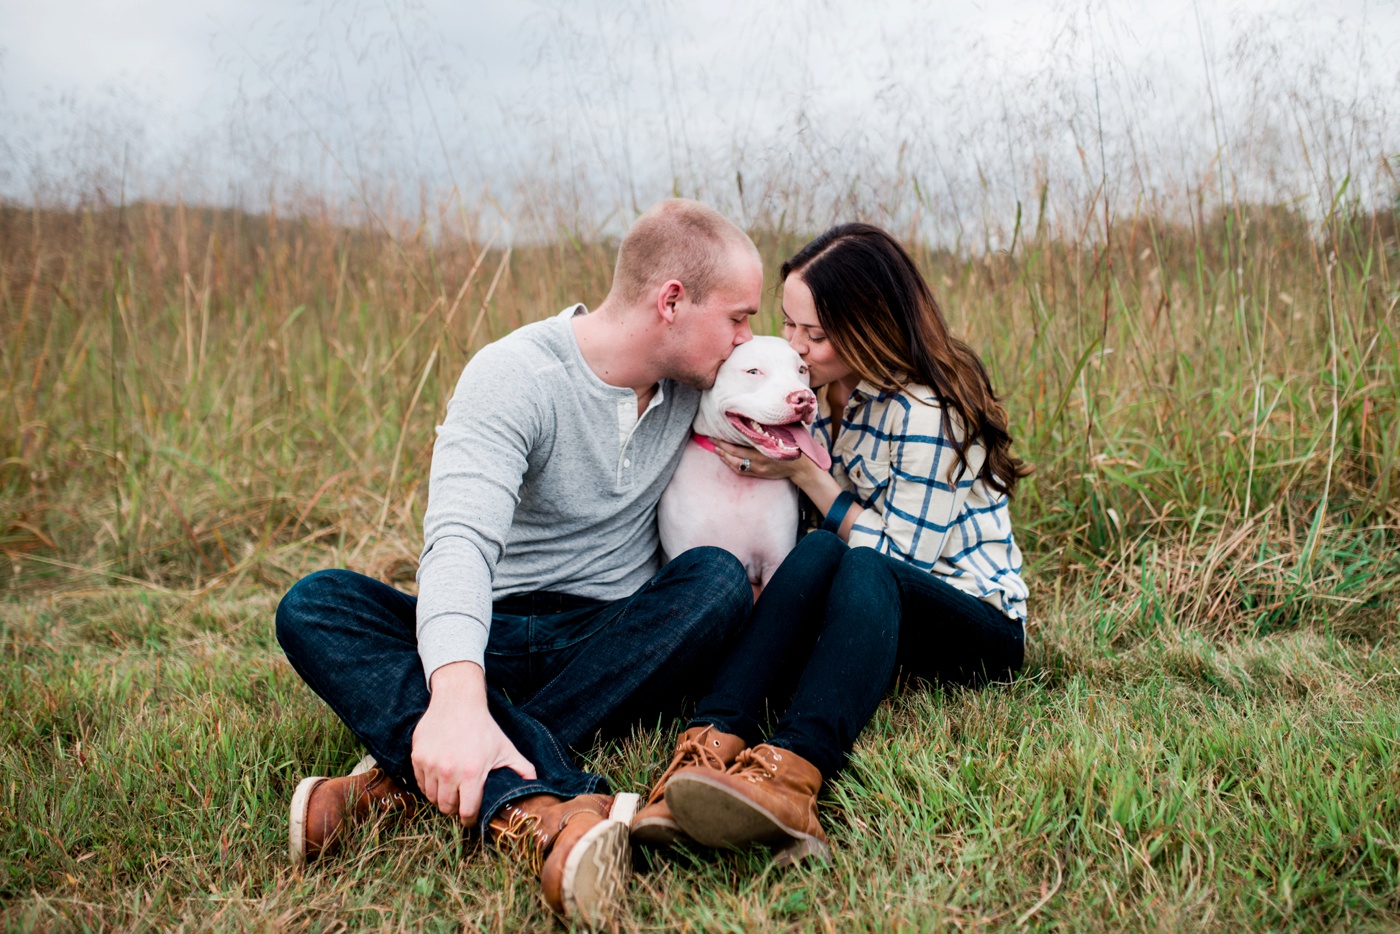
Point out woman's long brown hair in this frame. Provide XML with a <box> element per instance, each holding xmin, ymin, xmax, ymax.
<box><xmin>782</xmin><ymin>223</ymin><xmax>1030</xmax><ymax>497</ymax></box>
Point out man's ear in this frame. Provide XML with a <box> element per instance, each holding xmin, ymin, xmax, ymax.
<box><xmin>656</xmin><ymin>280</ymin><xmax>684</xmax><ymax>324</ymax></box>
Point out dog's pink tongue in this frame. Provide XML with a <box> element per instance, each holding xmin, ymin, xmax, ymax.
<box><xmin>768</xmin><ymin>424</ymin><xmax>833</xmax><ymax>470</ymax></box>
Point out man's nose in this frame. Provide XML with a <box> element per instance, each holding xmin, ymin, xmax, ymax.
<box><xmin>735</xmin><ymin>321</ymin><xmax>753</xmax><ymax>344</ymax></box>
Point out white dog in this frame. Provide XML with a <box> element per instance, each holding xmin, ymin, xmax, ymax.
<box><xmin>659</xmin><ymin>336</ymin><xmax>831</xmax><ymax>592</ymax></box>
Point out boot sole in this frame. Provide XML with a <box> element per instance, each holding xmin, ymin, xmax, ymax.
<box><xmin>665</xmin><ymin>773</ymin><xmax>832</xmax><ymax>864</ymax></box>
<box><xmin>629</xmin><ymin>814</ymin><xmax>690</xmax><ymax>848</ymax></box>
<box><xmin>559</xmin><ymin>814</ymin><xmax>632</xmax><ymax>926</ymax></box>
<box><xmin>288</xmin><ymin>775</ymin><xmax>326</xmax><ymax>867</ymax></box>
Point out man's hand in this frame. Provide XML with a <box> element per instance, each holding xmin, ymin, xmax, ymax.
<box><xmin>411</xmin><ymin>661</ymin><xmax>537</xmax><ymax>826</ymax></box>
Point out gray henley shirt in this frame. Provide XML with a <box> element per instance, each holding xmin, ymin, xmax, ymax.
<box><xmin>414</xmin><ymin>305</ymin><xmax>701</xmax><ymax>684</ymax></box>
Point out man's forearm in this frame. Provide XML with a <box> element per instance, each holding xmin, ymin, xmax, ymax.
<box><xmin>416</xmin><ymin>535</ymin><xmax>494</xmax><ymax>685</ymax></box>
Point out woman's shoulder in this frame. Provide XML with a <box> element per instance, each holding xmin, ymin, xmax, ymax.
<box><xmin>872</xmin><ymin>382</ymin><xmax>969</xmax><ymax>441</ymax></box>
<box><xmin>888</xmin><ymin>381</ymin><xmax>941</xmax><ymax>411</ymax></box>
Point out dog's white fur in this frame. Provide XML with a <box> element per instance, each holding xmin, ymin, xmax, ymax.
<box><xmin>658</xmin><ymin>336</ymin><xmax>826</xmax><ymax>590</ymax></box>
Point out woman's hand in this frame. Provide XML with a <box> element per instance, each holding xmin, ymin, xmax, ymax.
<box><xmin>714</xmin><ymin>437</ymin><xmax>857</xmax><ymax>540</ymax></box>
<box><xmin>712</xmin><ymin>439</ymin><xmax>820</xmax><ymax>483</ymax></box>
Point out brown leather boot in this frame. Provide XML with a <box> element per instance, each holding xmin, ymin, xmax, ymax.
<box><xmin>489</xmin><ymin>792</ymin><xmax>637</xmax><ymax>926</ymax></box>
<box><xmin>289</xmin><ymin>766</ymin><xmax>419</xmax><ymax>866</ymax></box>
<box><xmin>664</xmin><ymin>743</ymin><xmax>832</xmax><ymax>866</ymax></box>
<box><xmin>632</xmin><ymin>725</ymin><xmax>747</xmax><ymax>847</ymax></box>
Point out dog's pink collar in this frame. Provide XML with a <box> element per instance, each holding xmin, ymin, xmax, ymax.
<box><xmin>691</xmin><ymin>432</ymin><xmax>718</xmax><ymax>453</ymax></box>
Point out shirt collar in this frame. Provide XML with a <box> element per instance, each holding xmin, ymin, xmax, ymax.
<box><xmin>826</xmin><ymin>378</ymin><xmax>895</xmax><ymax>410</ymax></box>
<box><xmin>850</xmin><ymin>378</ymin><xmax>890</xmax><ymax>403</ymax></box>
<box><xmin>817</xmin><ymin>374</ymin><xmax>932</xmax><ymax>421</ymax></box>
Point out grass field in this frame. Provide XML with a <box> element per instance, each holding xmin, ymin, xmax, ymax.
<box><xmin>2</xmin><ymin>190</ymin><xmax>1399</xmax><ymax>930</ymax></box>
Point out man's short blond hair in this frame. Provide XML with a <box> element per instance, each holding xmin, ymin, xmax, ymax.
<box><xmin>613</xmin><ymin>199</ymin><xmax>756</xmax><ymax>306</ymax></box>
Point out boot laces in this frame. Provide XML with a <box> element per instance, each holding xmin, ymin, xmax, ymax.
<box><xmin>492</xmin><ymin>803</ymin><xmax>548</xmax><ymax>876</ymax></box>
<box><xmin>727</xmin><ymin>745</ymin><xmax>783</xmax><ymax>785</ymax></box>
<box><xmin>647</xmin><ymin>726</ymin><xmax>731</xmax><ymax>805</ymax></box>
<box><xmin>363</xmin><ymin>770</ymin><xmax>410</xmax><ymax>810</ymax></box>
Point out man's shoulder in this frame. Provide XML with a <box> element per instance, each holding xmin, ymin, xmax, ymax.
<box><xmin>443</xmin><ymin>314</ymin><xmax>580</xmax><ymax>430</ymax></box>
<box><xmin>460</xmin><ymin>314</ymin><xmax>589</xmax><ymax>411</ymax></box>
<box><xmin>470</xmin><ymin>313</ymin><xmax>572</xmax><ymax>372</ymax></box>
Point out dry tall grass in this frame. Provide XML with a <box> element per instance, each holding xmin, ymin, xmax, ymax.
<box><xmin>2</xmin><ymin>191</ymin><xmax>1396</xmax><ymax>638</ymax></box>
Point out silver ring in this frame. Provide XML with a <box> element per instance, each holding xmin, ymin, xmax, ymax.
<box><xmin>740</xmin><ymin>458</ymin><xmax>751</xmax><ymax>472</ymax></box>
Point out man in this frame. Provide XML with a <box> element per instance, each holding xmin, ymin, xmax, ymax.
<box><xmin>275</xmin><ymin>199</ymin><xmax>762</xmax><ymax>924</ymax></box>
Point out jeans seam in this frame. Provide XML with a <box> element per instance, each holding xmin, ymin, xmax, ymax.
<box><xmin>537</xmin><ymin>723</ymin><xmax>575</xmax><ymax>775</ymax></box>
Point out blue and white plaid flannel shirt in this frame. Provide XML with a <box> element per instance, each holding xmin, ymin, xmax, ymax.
<box><xmin>814</xmin><ymin>379</ymin><xmax>1028</xmax><ymax>621</ymax></box>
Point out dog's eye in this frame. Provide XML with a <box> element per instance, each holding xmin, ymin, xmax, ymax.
<box><xmin>745</xmin><ymin>368</ymin><xmax>761</xmax><ymax>375</ymax></box>
<box><xmin>799</xmin><ymin>366</ymin><xmax>808</xmax><ymax>375</ymax></box>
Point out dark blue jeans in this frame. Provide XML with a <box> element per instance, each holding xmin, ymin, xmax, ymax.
<box><xmin>276</xmin><ymin>547</ymin><xmax>751</xmax><ymax>836</ymax></box>
<box><xmin>692</xmin><ymin>532</ymin><xmax>1025</xmax><ymax>781</ymax></box>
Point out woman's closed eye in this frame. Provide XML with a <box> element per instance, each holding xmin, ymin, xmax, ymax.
<box><xmin>783</xmin><ymin>318</ymin><xmax>826</xmax><ymax>343</ymax></box>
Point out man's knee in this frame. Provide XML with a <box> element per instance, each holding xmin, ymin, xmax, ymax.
<box><xmin>664</xmin><ymin>546</ymin><xmax>752</xmax><ymax>636</ymax></box>
<box><xmin>668</xmin><ymin>545</ymin><xmax>748</xmax><ymax>593</ymax></box>
<box><xmin>275</xmin><ymin>568</ymin><xmax>355</xmax><ymax>656</ymax></box>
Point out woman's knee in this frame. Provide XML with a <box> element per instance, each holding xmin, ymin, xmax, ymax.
<box><xmin>764</xmin><ymin>530</ymin><xmax>848</xmax><ymax>595</ymax></box>
<box><xmin>832</xmin><ymin>546</ymin><xmax>895</xmax><ymax>590</ymax></box>
<box><xmin>791</xmin><ymin>529</ymin><xmax>848</xmax><ymax>570</ymax></box>
<box><xmin>829</xmin><ymin>548</ymin><xmax>900</xmax><ymax>629</ymax></box>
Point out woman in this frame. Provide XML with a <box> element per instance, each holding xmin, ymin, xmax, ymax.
<box><xmin>630</xmin><ymin>223</ymin><xmax>1030</xmax><ymax>863</ymax></box>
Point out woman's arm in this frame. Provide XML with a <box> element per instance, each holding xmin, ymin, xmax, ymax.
<box><xmin>786</xmin><ymin>456</ymin><xmax>861</xmax><ymax>540</ymax></box>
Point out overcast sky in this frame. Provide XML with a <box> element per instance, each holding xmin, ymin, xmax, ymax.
<box><xmin>2</xmin><ymin>0</ymin><xmax>1396</xmax><ymax>239</ymax></box>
